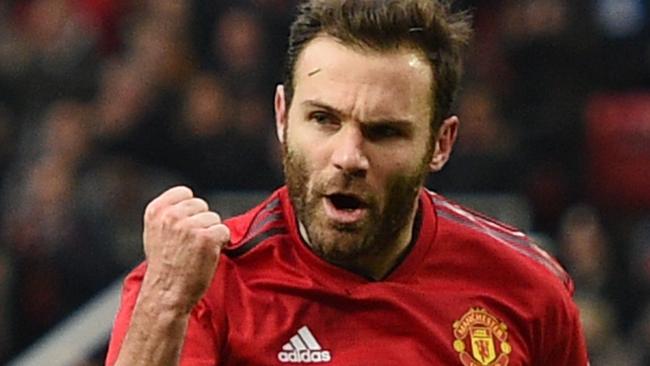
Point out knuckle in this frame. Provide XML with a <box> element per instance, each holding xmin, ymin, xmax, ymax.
<box><xmin>161</xmin><ymin>208</ymin><xmax>182</xmax><ymax>226</ymax></box>
<box><xmin>194</xmin><ymin>212</ymin><xmax>220</xmax><ymax>226</ymax></box>
<box><xmin>179</xmin><ymin>185</ymin><xmax>194</xmax><ymax>195</ymax></box>
<box><xmin>195</xmin><ymin>229</ymin><xmax>215</xmax><ymax>243</ymax></box>
<box><xmin>144</xmin><ymin>201</ymin><xmax>159</xmax><ymax>220</ymax></box>
<box><xmin>193</xmin><ymin>198</ymin><xmax>209</xmax><ymax>211</ymax></box>
<box><xmin>171</xmin><ymin>185</ymin><xmax>193</xmax><ymax>197</ymax></box>
<box><xmin>184</xmin><ymin>198</ymin><xmax>208</xmax><ymax>213</ymax></box>
<box><xmin>207</xmin><ymin>211</ymin><xmax>222</xmax><ymax>223</ymax></box>
<box><xmin>213</xmin><ymin>225</ymin><xmax>231</xmax><ymax>243</ymax></box>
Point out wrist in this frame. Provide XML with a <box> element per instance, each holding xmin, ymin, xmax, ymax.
<box><xmin>139</xmin><ymin>270</ymin><xmax>198</xmax><ymax>317</ymax></box>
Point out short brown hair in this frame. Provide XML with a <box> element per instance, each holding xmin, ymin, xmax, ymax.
<box><xmin>283</xmin><ymin>0</ymin><xmax>472</xmax><ymax>130</ymax></box>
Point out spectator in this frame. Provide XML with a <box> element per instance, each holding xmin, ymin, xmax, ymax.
<box><xmin>428</xmin><ymin>83</ymin><xmax>522</xmax><ymax>193</ymax></box>
<box><xmin>167</xmin><ymin>71</ymin><xmax>279</xmax><ymax>194</ymax></box>
<box><xmin>0</xmin><ymin>0</ymin><xmax>647</xmax><ymax>363</ymax></box>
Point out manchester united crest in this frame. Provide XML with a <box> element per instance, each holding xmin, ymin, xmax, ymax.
<box><xmin>452</xmin><ymin>308</ymin><xmax>511</xmax><ymax>366</ymax></box>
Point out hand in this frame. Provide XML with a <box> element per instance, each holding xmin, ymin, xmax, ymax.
<box><xmin>141</xmin><ymin>186</ymin><xmax>230</xmax><ymax>314</ymax></box>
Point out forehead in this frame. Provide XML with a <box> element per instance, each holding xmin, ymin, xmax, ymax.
<box><xmin>292</xmin><ymin>36</ymin><xmax>433</xmax><ymax>123</ymax></box>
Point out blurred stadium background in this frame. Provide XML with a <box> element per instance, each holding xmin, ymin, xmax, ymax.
<box><xmin>0</xmin><ymin>0</ymin><xmax>649</xmax><ymax>365</ymax></box>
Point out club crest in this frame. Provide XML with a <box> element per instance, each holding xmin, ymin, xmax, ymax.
<box><xmin>452</xmin><ymin>307</ymin><xmax>511</xmax><ymax>366</ymax></box>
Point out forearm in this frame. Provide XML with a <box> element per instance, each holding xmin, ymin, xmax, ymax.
<box><xmin>112</xmin><ymin>186</ymin><xmax>228</xmax><ymax>365</ymax></box>
<box><xmin>113</xmin><ymin>275</ymin><xmax>192</xmax><ymax>366</ymax></box>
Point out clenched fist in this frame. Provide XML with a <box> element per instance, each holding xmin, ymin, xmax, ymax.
<box><xmin>140</xmin><ymin>186</ymin><xmax>230</xmax><ymax>314</ymax></box>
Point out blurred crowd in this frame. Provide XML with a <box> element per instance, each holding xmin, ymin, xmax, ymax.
<box><xmin>0</xmin><ymin>0</ymin><xmax>649</xmax><ymax>365</ymax></box>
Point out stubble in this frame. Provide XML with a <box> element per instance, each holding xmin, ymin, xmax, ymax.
<box><xmin>283</xmin><ymin>140</ymin><xmax>431</xmax><ymax>265</ymax></box>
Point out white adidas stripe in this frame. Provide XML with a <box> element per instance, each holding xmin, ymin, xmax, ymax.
<box><xmin>290</xmin><ymin>335</ymin><xmax>307</xmax><ymax>351</ymax></box>
<box><xmin>282</xmin><ymin>326</ymin><xmax>322</xmax><ymax>351</ymax></box>
<box><xmin>297</xmin><ymin>326</ymin><xmax>322</xmax><ymax>350</ymax></box>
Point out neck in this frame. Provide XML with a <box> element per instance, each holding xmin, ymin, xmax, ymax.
<box><xmin>299</xmin><ymin>201</ymin><xmax>420</xmax><ymax>280</ymax></box>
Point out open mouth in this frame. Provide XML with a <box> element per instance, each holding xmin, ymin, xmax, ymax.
<box><xmin>323</xmin><ymin>193</ymin><xmax>368</xmax><ymax>223</ymax></box>
<box><xmin>328</xmin><ymin>193</ymin><xmax>365</xmax><ymax>211</ymax></box>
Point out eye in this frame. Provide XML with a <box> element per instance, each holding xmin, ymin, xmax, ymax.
<box><xmin>309</xmin><ymin>111</ymin><xmax>338</xmax><ymax>126</ymax></box>
<box><xmin>365</xmin><ymin>124</ymin><xmax>404</xmax><ymax>140</ymax></box>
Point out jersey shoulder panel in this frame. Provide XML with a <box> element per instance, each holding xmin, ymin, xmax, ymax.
<box><xmin>425</xmin><ymin>190</ymin><xmax>573</xmax><ymax>294</ymax></box>
<box><xmin>223</xmin><ymin>189</ymin><xmax>288</xmax><ymax>258</ymax></box>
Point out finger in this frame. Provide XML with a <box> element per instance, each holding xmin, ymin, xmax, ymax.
<box><xmin>172</xmin><ymin>197</ymin><xmax>210</xmax><ymax>217</ymax></box>
<box><xmin>145</xmin><ymin>186</ymin><xmax>194</xmax><ymax>218</ymax></box>
<box><xmin>201</xmin><ymin>224</ymin><xmax>231</xmax><ymax>248</ymax></box>
<box><xmin>184</xmin><ymin>211</ymin><xmax>222</xmax><ymax>228</ymax></box>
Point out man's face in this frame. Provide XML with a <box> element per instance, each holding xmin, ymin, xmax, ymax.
<box><xmin>278</xmin><ymin>36</ymin><xmax>435</xmax><ymax>263</ymax></box>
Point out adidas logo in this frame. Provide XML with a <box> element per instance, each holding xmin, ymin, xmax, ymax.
<box><xmin>277</xmin><ymin>325</ymin><xmax>331</xmax><ymax>363</ymax></box>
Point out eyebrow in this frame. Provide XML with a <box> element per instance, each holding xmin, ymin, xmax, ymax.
<box><xmin>301</xmin><ymin>99</ymin><xmax>416</xmax><ymax>127</ymax></box>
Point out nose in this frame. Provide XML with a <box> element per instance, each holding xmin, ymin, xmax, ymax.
<box><xmin>330</xmin><ymin>125</ymin><xmax>369</xmax><ymax>177</ymax></box>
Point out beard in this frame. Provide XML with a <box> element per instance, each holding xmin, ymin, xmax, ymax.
<box><xmin>283</xmin><ymin>140</ymin><xmax>431</xmax><ymax>265</ymax></box>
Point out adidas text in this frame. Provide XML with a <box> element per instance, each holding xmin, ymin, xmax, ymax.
<box><xmin>277</xmin><ymin>350</ymin><xmax>331</xmax><ymax>363</ymax></box>
<box><xmin>278</xmin><ymin>326</ymin><xmax>331</xmax><ymax>363</ymax></box>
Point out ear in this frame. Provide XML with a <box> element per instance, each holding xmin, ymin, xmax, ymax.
<box><xmin>274</xmin><ymin>84</ymin><xmax>288</xmax><ymax>144</ymax></box>
<box><xmin>429</xmin><ymin>115</ymin><xmax>459</xmax><ymax>172</ymax></box>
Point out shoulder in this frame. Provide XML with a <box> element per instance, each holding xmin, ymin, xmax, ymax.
<box><xmin>424</xmin><ymin>190</ymin><xmax>574</xmax><ymax>297</ymax></box>
<box><xmin>221</xmin><ymin>187</ymin><xmax>290</xmax><ymax>259</ymax></box>
<box><xmin>423</xmin><ymin>191</ymin><xmax>588</xmax><ymax>359</ymax></box>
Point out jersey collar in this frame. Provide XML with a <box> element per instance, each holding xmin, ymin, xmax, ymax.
<box><xmin>279</xmin><ymin>187</ymin><xmax>438</xmax><ymax>289</ymax></box>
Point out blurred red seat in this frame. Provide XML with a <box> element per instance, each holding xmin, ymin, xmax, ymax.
<box><xmin>586</xmin><ymin>93</ymin><xmax>650</xmax><ymax>209</ymax></box>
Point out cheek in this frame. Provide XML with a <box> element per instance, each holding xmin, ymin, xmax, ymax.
<box><xmin>372</xmin><ymin>149</ymin><xmax>430</xmax><ymax>194</ymax></box>
<box><xmin>371</xmin><ymin>150</ymin><xmax>416</xmax><ymax>182</ymax></box>
<box><xmin>285</xmin><ymin>142</ymin><xmax>319</xmax><ymax>195</ymax></box>
<box><xmin>288</xmin><ymin>131</ymin><xmax>330</xmax><ymax>174</ymax></box>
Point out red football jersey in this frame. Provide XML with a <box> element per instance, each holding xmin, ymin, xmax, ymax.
<box><xmin>106</xmin><ymin>187</ymin><xmax>589</xmax><ymax>365</ymax></box>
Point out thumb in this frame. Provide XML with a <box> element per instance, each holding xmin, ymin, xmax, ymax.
<box><xmin>207</xmin><ymin>223</ymin><xmax>231</xmax><ymax>251</ymax></box>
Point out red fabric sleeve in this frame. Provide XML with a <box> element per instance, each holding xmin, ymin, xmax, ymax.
<box><xmin>105</xmin><ymin>263</ymin><xmax>222</xmax><ymax>366</ymax></box>
<box><xmin>538</xmin><ymin>282</ymin><xmax>590</xmax><ymax>366</ymax></box>
<box><xmin>105</xmin><ymin>264</ymin><xmax>146</xmax><ymax>366</ymax></box>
